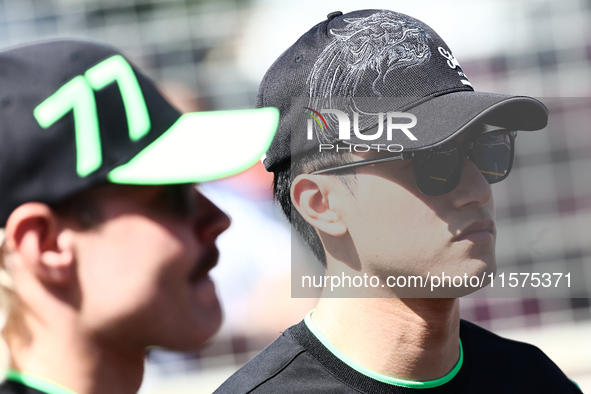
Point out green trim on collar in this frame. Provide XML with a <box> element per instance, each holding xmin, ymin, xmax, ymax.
<box><xmin>304</xmin><ymin>310</ymin><xmax>463</xmax><ymax>389</ymax></box>
<box><xmin>570</xmin><ymin>379</ymin><xmax>581</xmax><ymax>390</ymax></box>
<box><xmin>6</xmin><ymin>369</ymin><xmax>78</xmax><ymax>394</ymax></box>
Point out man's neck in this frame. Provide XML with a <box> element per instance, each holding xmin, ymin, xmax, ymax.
<box><xmin>5</xmin><ymin>310</ymin><xmax>145</xmax><ymax>394</ymax></box>
<box><xmin>312</xmin><ymin>297</ymin><xmax>461</xmax><ymax>382</ymax></box>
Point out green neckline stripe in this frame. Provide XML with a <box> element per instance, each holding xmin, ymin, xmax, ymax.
<box><xmin>304</xmin><ymin>310</ymin><xmax>463</xmax><ymax>389</ymax></box>
<box><xmin>6</xmin><ymin>369</ymin><xmax>78</xmax><ymax>394</ymax></box>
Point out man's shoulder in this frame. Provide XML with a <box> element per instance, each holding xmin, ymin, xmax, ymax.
<box><xmin>215</xmin><ymin>320</ymin><xmax>357</xmax><ymax>394</ymax></box>
<box><xmin>460</xmin><ymin>319</ymin><xmax>582</xmax><ymax>392</ymax></box>
<box><xmin>214</xmin><ymin>322</ymin><xmax>307</xmax><ymax>393</ymax></box>
<box><xmin>460</xmin><ymin>318</ymin><xmax>554</xmax><ymax>357</ymax></box>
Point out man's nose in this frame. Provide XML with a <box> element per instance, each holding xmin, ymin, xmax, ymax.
<box><xmin>194</xmin><ymin>192</ymin><xmax>231</xmax><ymax>243</ymax></box>
<box><xmin>450</xmin><ymin>158</ymin><xmax>493</xmax><ymax>209</ymax></box>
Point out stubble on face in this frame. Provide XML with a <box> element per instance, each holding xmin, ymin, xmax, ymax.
<box><xmin>72</xmin><ymin>184</ymin><xmax>224</xmax><ymax>351</ymax></box>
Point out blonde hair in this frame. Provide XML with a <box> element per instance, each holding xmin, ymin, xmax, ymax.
<box><xmin>0</xmin><ymin>192</ymin><xmax>106</xmax><ymax>378</ymax></box>
<box><xmin>0</xmin><ymin>228</ymin><xmax>13</xmax><ymax>375</ymax></box>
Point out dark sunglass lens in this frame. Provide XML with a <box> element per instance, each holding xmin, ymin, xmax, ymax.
<box><xmin>472</xmin><ymin>133</ymin><xmax>513</xmax><ymax>184</ymax></box>
<box><xmin>412</xmin><ymin>144</ymin><xmax>462</xmax><ymax>195</ymax></box>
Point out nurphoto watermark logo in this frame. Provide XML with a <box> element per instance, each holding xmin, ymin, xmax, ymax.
<box><xmin>303</xmin><ymin>107</ymin><xmax>418</xmax><ymax>153</ymax></box>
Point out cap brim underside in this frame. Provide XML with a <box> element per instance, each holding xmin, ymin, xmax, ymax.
<box><xmin>346</xmin><ymin>91</ymin><xmax>548</xmax><ymax>151</ymax></box>
<box><xmin>107</xmin><ymin>107</ymin><xmax>279</xmax><ymax>184</ymax></box>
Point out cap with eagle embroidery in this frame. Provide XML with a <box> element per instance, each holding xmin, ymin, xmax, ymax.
<box><xmin>257</xmin><ymin>9</ymin><xmax>547</xmax><ymax>172</ymax></box>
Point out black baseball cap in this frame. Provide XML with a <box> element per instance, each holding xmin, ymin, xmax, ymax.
<box><xmin>0</xmin><ymin>39</ymin><xmax>279</xmax><ymax>226</ymax></box>
<box><xmin>257</xmin><ymin>9</ymin><xmax>548</xmax><ymax>172</ymax></box>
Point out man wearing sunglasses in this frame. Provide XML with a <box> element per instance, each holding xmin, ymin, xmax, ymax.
<box><xmin>216</xmin><ymin>9</ymin><xmax>582</xmax><ymax>393</ymax></box>
<box><xmin>309</xmin><ymin>129</ymin><xmax>516</xmax><ymax>197</ymax></box>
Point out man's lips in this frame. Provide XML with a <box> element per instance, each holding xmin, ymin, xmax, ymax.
<box><xmin>452</xmin><ymin>219</ymin><xmax>495</xmax><ymax>242</ymax></box>
<box><xmin>188</xmin><ymin>248</ymin><xmax>219</xmax><ymax>283</ymax></box>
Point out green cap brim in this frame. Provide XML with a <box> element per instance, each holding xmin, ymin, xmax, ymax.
<box><xmin>107</xmin><ymin>107</ymin><xmax>279</xmax><ymax>184</ymax></box>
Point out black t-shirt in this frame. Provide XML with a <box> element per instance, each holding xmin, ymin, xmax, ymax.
<box><xmin>0</xmin><ymin>380</ymin><xmax>47</xmax><ymax>394</ymax></box>
<box><xmin>0</xmin><ymin>371</ymin><xmax>75</xmax><ymax>394</ymax></box>
<box><xmin>215</xmin><ymin>319</ymin><xmax>582</xmax><ymax>393</ymax></box>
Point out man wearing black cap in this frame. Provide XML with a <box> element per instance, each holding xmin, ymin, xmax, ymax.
<box><xmin>0</xmin><ymin>39</ymin><xmax>278</xmax><ymax>394</ymax></box>
<box><xmin>216</xmin><ymin>9</ymin><xmax>582</xmax><ymax>393</ymax></box>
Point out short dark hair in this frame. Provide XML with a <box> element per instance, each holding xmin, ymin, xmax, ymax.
<box><xmin>273</xmin><ymin>150</ymin><xmax>356</xmax><ymax>266</ymax></box>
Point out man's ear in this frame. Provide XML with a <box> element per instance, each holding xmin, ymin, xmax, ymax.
<box><xmin>291</xmin><ymin>174</ymin><xmax>347</xmax><ymax>237</ymax></box>
<box><xmin>5</xmin><ymin>203</ymin><xmax>75</xmax><ymax>284</ymax></box>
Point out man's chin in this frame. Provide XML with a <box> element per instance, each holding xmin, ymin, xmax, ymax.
<box><xmin>167</xmin><ymin>309</ymin><xmax>222</xmax><ymax>351</ymax></box>
<box><xmin>191</xmin><ymin>278</ymin><xmax>223</xmax><ymax>341</ymax></box>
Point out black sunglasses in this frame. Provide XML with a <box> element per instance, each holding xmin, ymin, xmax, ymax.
<box><xmin>309</xmin><ymin>130</ymin><xmax>516</xmax><ymax>196</ymax></box>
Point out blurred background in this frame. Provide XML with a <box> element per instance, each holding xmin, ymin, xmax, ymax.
<box><xmin>0</xmin><ymin>0</ymin><xmax>589</xmax><ymax>392</ymax></box>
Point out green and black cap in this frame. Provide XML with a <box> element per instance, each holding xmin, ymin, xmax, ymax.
<box><xmin>0</xmin><ymin>39</ymin><xmax>279</xmax><ymax>226</ymax></box>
